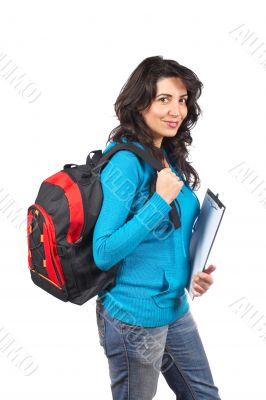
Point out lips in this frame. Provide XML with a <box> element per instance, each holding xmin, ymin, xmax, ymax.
<box><xmin>163</xmin><ymin>121</ymin><xmax>179</xmax><ymax>128</ymax></box>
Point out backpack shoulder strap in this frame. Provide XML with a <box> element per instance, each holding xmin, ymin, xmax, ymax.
<box><xmin>88</xmin><ymin>142</ymin><xmax>163</xmax><ymax>172</ymax></box>
<box><xmin>89</xmin><ymin>142</ymin><xmax>181</xmax><ymax>229</ymax></box>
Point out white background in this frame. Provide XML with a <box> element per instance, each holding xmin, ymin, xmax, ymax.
<box><xmin>0</xmin><ymin>1</ymin><xmax>265</xmax><ymax>398</ymax></box>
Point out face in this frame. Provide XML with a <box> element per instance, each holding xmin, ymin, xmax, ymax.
<box><xmin>140</xmin><ymin>77</ymin><xmax>188</xmax><ymax>148</ymax></box>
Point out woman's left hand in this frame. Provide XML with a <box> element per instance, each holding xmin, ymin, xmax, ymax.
<box><xmin>192</xmin><ymin>264</ymin><xmax>217</xmax><ymax>297</ymax></box>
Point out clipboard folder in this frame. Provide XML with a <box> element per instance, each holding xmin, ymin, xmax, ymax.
<box><xmin>186</xmin><ymin>188</ymin><xmax>226</xmax><ymax>300</ymax></box>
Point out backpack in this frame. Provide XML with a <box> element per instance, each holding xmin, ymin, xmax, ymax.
<box><xmin>26</xmin><ymin>142</ymin><xmax>181</xmax><ymax>305</ymax></box>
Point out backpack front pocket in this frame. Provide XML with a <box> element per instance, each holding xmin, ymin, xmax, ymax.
<box><xmin>27</xmin><ymin>205</ymin><xmax>66</xmax><ymax>293</ymax></box>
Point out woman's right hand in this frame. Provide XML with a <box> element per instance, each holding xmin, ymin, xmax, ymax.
<box><xmin>156</xmin><ymin>168</ymin><xmax>184</xmax><ymax>205</ymax></box>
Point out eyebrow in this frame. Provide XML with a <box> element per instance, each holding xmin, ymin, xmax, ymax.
<box><xmin>156</xmin><ymin>93</ymin><xmax>188</xmax><ymax>98</ymax></box>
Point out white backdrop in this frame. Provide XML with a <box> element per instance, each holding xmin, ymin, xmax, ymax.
<box><xmin>0</xmin><ymin>1</ymin><xmax>265</xmax><ymax>399</ymax></box>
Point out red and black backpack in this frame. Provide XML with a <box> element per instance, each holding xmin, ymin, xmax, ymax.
<box><xmin>26</xmin><ymin>142</ymin><xmax>181</xmax><ymax>305</ymax></box>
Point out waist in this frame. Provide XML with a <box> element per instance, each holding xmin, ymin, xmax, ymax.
<box><xmin>97</xmin><ymin>290</ymin><xmax>189</xmax><ymax>328</ymax></box>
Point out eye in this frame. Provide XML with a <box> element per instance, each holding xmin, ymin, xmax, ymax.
<box><xmin>159</xmin><ymin>97</ymin><xmax>188</xmax><ymax>104</ymax></box>
<box><xmin>159</xmin><ymin>97</ymin><xmax>168</xmax><ymax>103</ymax></box>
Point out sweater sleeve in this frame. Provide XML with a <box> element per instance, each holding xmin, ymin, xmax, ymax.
<box><xmin>92</xmin><ymin>149</ymin><xmax>172</xmax><ymax>271</ymax></box>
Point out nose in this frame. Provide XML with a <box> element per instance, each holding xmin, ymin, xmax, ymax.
<box><xmin>168</xmin><ymin>101</ymin><xmax>181</xmax><ymax>117</ymax></box>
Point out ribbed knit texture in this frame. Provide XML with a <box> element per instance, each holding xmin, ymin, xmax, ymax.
<box><xmin>92</xmin><ymin>137</ymin><xmax>200</xmax><ymax>327</ymax></box>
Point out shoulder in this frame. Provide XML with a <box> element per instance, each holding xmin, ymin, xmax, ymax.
<box><xmin>101</xmin><ymin>143</ymin><xmax>144</xmax><ymax>183</ymax></box>
<box><xmin>103</xmin><ymin>141</ymin><xmax>143</xmax><ymax>166</ymax></box>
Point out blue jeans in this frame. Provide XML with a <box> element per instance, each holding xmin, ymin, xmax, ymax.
<box><xmin>96</xmin><ymin>298</ymin><xmax>221</xmax><ymax>400</ymax></box>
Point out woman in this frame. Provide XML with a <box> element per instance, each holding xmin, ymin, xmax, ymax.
<box><xmin>92</xmin><ymin>56</ymin><xmax>221</xmax><ymax>400</ymax></box>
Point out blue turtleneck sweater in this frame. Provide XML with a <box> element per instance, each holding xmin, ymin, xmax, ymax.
<box><xmin>92</xmin><ymin>137</ymin><xmax>200</xmax><ymax>327</ymax></box>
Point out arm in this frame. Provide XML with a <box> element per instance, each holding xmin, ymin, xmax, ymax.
<box><xmin>92</xmin><ymin>150</ymin><xmax>172</xmax><ymax>271</ymax></box>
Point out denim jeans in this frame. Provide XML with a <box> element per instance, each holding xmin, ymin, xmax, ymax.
<box><xmin>96</xmin><ymin>298</ymin><xmax>221</xmax><ymax>400</ymax></box>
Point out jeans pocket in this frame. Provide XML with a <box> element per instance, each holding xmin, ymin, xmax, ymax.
<box><xmin>170</xmin><ymin>309</ymin><xmax>198</xmax><ymax>333</ymax></box>
<box><xmin>96</xmin><ymin>301</ymin><xmax>106</xmax><ymax>348</ymax></box>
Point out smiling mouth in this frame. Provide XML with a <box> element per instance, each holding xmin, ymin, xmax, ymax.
<box><xmin>163</xmin><ymin>121</ymin><xmax>179</xmax><ymax>128</ymax></box>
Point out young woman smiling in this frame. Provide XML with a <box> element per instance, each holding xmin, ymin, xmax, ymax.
<box><xmin>93</xmin><ymin>56</ymin><xmax>221</xmax><ymax>400</ymax></box>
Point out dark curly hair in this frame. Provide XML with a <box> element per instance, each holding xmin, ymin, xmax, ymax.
<box><xmin>106</xmin><ymin>55</ymin><xmax>203</xmax><ymax>190</ymax></box>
